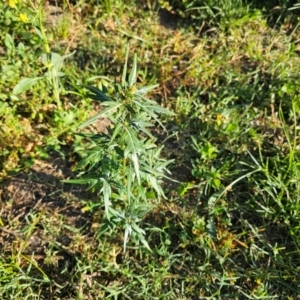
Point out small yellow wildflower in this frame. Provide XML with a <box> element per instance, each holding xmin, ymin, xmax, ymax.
<box><xmin>19</xmin><ymin>13</ymin><xmax>29</xmax><ymax>23</ymax></box>
<box><xmin>44</xmin><ymin>60</ymin><xmax>53</xmax><ymax>70</ymax></box>
<box><xmin>8</xmin><ymin>0</ymin><xmax>17</xmax><ymax>8</ymax></box>
<box><xmin>216</xmin><ymin>114</ymin><xmax>222</xmax><ymax>126</ymax></box>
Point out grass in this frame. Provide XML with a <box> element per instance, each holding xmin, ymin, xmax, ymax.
<box><xmin>1</xmin><ymin>0</ymin><xmax>300</xmax><ymax>298</ymax></box>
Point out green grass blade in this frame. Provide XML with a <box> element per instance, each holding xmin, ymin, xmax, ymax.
<box><xmin>122</xmin><ymin>44</ymin><xmax>129</xmax><ymax>86</ymax></box>
<box><xmin>128</xmin><ymin>53</ymin><xmax>137</xmax><ymax>87</ymax></box>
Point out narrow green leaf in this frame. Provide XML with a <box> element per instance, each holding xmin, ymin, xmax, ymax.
<box><xmin>122</xmin><ymin>44</ymin><xmax>129</xmax><ymax>86</ymax></box>
<box><xmin>131</xmin><ymin>119</ymin><xmax>154</xmax><ymax>139</ymax></box>
<box><xmin>140</xmin><ymin>238</ymin><xmax>152</xmax><ymax>252</ymax></box>
<box><xmin>136</xmin><ymin>84</ymin><xmax>159</xmax><ymax>95</ymax></box>
<box><xmin>125</xmin><ymin>104</ymin><xmax>136</xmax><ymax>115</ymax></box>
<box><xmin>33</xmin><ymin>26</ymin><xmax>44</xmax><ymax>40</ymax></box>
<box><xmin>81</xmin><ymin>85</ymin><xmax>111</xmax><ymax>102</ymax></box>
<box><xmin>13</xmin><ymin>77</ymin><xmax>42</xmax><ymax>95</ymax></box>
<box><xmin>128</xmin><ymin>53</ymin><xmax>137</xmax><ymax>87</ymax></box>
<box><xmin>102</xmin><ymin>179</ymin><xmax>112</xmax><ymax>219</ymax></box>
<box><xmin>123</xmin><ymin>127</ymin><xmax>142</xmax><ymax>154</ymax></box>
<box><xmin>110</xmin><ymin>122</ymin><xmax>123</xmax><ymax>142</ymax></box>
<box><xmin>109</xmin><ymin>180</ymin><xmax>125</xmax><ymax>190</ymax></box>
<box><xmin>98</xmin><ymin>220</ymin><xmax>114</xmax><ymax>236</ymax></box>
<box><xmin>123</xmin><ymin>224</ymin><xmax>132</xmax><ymax>252</ymax></box>
<box><xmin>78</xmin><ymin>101</ymin><xmax>122</xmax><ymax>129</ymax></box>
<box><xmin>122</xmin><ymin>126</ymin><xmax>144</xmax><ymax>184</ymax></box>
<box><xmin>109</xmin><ymin>207</ymin><xmax>125</xmax><ymax>220</ymax></box>
<box><xmin>75</xmin><ymin>147</ymin><xmax>104</xmax><ymax>170</ymax></box>
<box><xmin>149</xmin><ymin>175</ymin><xmax>165</xmax><ymax>198</ymax></box>
<box><xmin>142</xmin><ymin>100</ymin><xmax>176</xmax><ymax>115</ymax></box>
<box><xmin>132</xmin><ymin>99</ymin><xmax>166</xmax><ymax>130</ymax></box>
<box><xmin>131</xmin><ymin>222</ymin><xmax>145</xmax><ymax>234</ymax></box>
<box><xmin>131</xmin><ymin>152</ymin><xmax>140</xmax><ymax>185</ymax></box>
<box><xmin>62</xmin><ymin>178</ymin><xmax>100</xmax><ymax>191</ymax></box>
<box><xmin>74</xmin><ymin>132</ymin><xmax>111</xmax><ymax>142</ymax></box>
<box><xmin>62</xmin><ymin>178</ymin><xmax>91</xmax><ymax>185</ymax></box>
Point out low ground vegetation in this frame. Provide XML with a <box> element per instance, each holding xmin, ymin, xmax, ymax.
<box><xmin>1</xmin><ymin>0</ymin><xmax>300</xmax><ymax>299</ymax></box>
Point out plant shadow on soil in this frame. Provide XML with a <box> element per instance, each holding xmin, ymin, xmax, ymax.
<box><xmin>0</xmin><ymin>153</ymin><xmax>97</xmax><ymax>298</ymax></box>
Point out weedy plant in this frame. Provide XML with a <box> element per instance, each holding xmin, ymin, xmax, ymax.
<box><xmin>65</xmin><ymin>47</ymin><xmax>175</xmax><ymax>251</ymax></box>
<box><xmin>158</xmin><ymin>0</ymin><xmax>249</xmax><ymax>29</ymax></box>
<box><xmin>1</xmin><ymin>0</ymin><xmax>81</xmax><ymax>176</ymax></box>
<box><xmin>10</xmin><ymin>0</ymin><xmax>75</xmax><ymax>111</ymax></box>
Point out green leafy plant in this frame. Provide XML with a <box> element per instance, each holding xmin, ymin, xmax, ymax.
<box><xmin>0</xmin><ymin>0</ymin><xmax>80</xmax><ymax>176</ymax></box>
<box><xmin>158</xmin><ymin>0</ymin><xmax>250</xmax><ymax>28</ymax></box>
<box><xmin>64</xmin><ymin>47</ymin><xmax>175</xmax><ymax>251</ymax></box>
<box><xmin>9</xmin><ymin>0</ymin><xmax>75</xmax><ymax>110</ymax></box>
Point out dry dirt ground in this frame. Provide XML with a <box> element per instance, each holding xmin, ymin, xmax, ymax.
<box><xmin>0</xmin><ymin>155</ymin><xmax>94</xmax><ymax>258</ymax></box>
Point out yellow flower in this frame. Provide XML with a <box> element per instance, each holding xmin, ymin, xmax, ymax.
<box><xmin>8</xmin><ymin>0</ymin><xmax>17</xmax><ymax>8</ymax></box>
<box><xmin>19</xmin><ymin>13</ymin><xmax>29</xmax><ymax>23</ymax></box>
<box><xmin>216</xmin><ymin>114</ymin><xmax>222</xmax><ymax>126</ymax></box>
